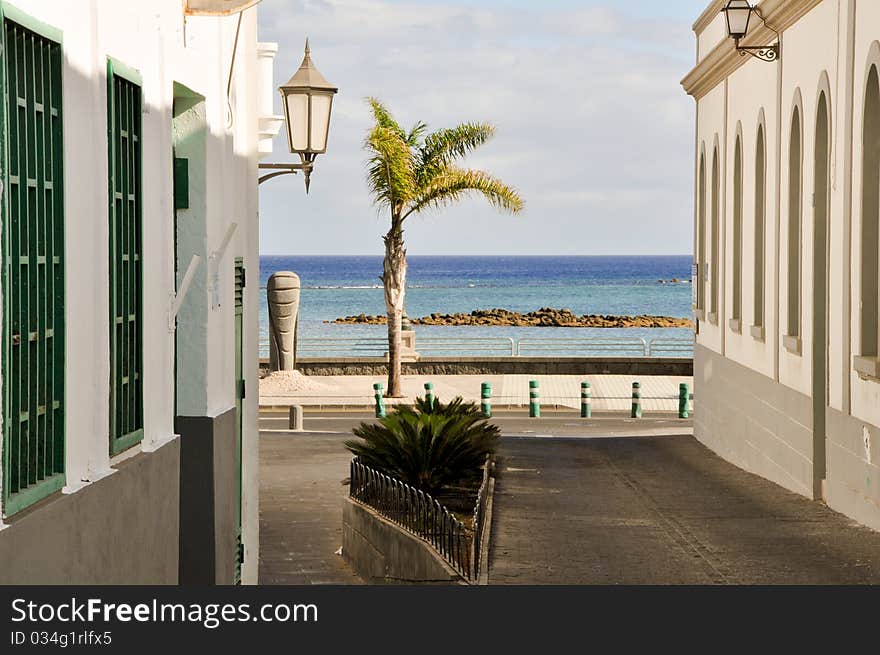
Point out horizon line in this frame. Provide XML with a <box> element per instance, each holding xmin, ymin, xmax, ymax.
<box><xmin>258</xmin><ymin>253</ymin><xmax>694</xmax><ymax>258</ymax></box>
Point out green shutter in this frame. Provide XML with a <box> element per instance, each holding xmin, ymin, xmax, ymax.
<box><xmin>107</xmin><ymin>59</ymin><xmax>143</xmax><ymax>455</ymax></box>
<box><xmin>1</xmin><ymin>13</ymin><xmax>65</xmax><ymax>516</ymax></box>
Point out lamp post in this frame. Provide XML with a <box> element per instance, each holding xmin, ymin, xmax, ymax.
<box><xmin>721</xmin><ymin>0</ymin><xmax>779</xmax><ymax>63</ymax></box>
<box><xmin>259</xmin><ymin>39</ymin><xmax>338</xmax><ymax>191</ymax></box>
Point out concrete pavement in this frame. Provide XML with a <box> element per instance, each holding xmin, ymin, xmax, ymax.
<box><xmin>258</xmin><ymin>410</ymin><xmax>880</xmax><ymax>585</ymax></box>
<box><xmin>488</xmin><ymin>435</ymin><xmax>880</xmax><ymax>584</ymax></box>
<box><xmin>260</xmin><ymin>373</ymin><xmax>693</xmax><ymax>413</ymax></box>
<box><xmin>259</xmin><ymin>425</ymin><xmax>363</xmax><ymax>585</ymax></box>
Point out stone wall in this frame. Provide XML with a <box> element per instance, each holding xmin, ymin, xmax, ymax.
<box><xmin>342</xmin><ymin>498</ymin><xmax>464</xmax><ymax>585</ymax></box>
<box><xmin>281</xmin><ymin>357</ymin><xmax>693</xmax><ymax>377</ymax></box>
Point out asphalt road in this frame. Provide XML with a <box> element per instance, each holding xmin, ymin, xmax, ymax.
<box><xmin>258</xmin><ymin>410</ymin><xmax>880</xmax><ymax>585</ymax></box>
<box><xmin>488</xmin><ymin>435</ymin><xmax>880</xmax><ymax>584</ymax></box>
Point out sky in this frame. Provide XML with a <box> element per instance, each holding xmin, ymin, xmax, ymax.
<box><xmin>257</xmin><ymin>0</ymin><xmax>711</xmax><ymax>256</ymax></box>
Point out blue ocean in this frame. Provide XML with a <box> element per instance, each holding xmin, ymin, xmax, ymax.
<box><xmin>258</xmin><ymin>256</ymin><xmax>693</xmax><ymax>356</ymax></box>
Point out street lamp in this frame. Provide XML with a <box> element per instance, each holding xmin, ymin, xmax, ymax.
<box><xmin>259</xmin><ymin>39</ymin><xmax>338</xmax><ymax>191</ymax></box>
<box><xmin>721</xmin><ymin>0</ymin><xmax>779</xmax><ymax>63</ymax></box>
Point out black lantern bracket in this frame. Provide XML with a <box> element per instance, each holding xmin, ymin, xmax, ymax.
<box><xmin>258</xmin><ymin>153</ymin><xmax>317</xmax><ymax>191</ymax></box>
<box><xmin>732</xmin><ymin>6</ymin><xmax>780</xmax><ymax>63</ymax></box>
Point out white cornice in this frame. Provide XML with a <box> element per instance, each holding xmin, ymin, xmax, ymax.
<box><xmin>682</xmin><ymin>0</ymin><xmax>823</xmax><ymax>99</ymax></box>
<box><xmin>693</xmin><ymin>0</ymin><xmax>726</xmax><ymax>34</ymax></box>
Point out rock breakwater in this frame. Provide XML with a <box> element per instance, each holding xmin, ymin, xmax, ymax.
<box><xmin>329</xmin><ymin>308</ymin><xmax>692</xmax><ymax>328</ymax></box>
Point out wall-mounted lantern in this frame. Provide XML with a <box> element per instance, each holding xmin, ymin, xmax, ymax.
<box><xmin>721</xmin><ymin>0</ymin><xmax>779</xmax><ymax>63</ymax></box>
<box><xmin>259</xmin><ymin>39</ymin><xmax>338</xmax><ymax>192</ymax></box>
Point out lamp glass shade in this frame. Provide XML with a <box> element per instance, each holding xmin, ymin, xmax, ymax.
<box><xmin>285</xmin><ymin>92</ymin><xmax>309</xmax><ymax>152</ymax></box>
<box><xmin>724</xmin><ymin>0</ymin><xmax>752</xmax><ymax>39</ymax></box>
<box><xmin>309</xmin><ymin>94</ymin><xmax>333</xmax><ymax>152</ymax></box>
<box><xmin>279</xmin><ymin>40</ymin><xmax>338</xmax><ymax>156</ymax></box>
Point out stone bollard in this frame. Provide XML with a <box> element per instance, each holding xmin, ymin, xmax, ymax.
<box><xmin>529</xmin><ymin>380</ymin><xmax>540</xmax><ymax>418</ymax></box>
<box><xmin>481</xmin><ymin>382</ymin><xmax>492</xmax><ymax>418</ymax></box>
<box><xmin>267</xmin><ymin>271</ymin><xmax>301</xmax><ymax>372</ymax></box>
<box><xmin>631</xmin><ymin>381</ymin><xmax>642</xmax><ymax>419</ymax></box>
<box><xmin>581</xmin><ymin>381</ymin><xmax>592</xmax><ymax>418</ymax></box>
<box><xmin>373</xmin><ymin>382</ymin><xmax>386</xmax><ymax>418</ymax></box>
<box><xmin>424</xmin><ymin>382</ymin><xmax>435</xmax><ymax>410</ymax></box>
<box><xmin>288</xmin><ymin>405</ymin><xmax>304</xmax><ymax>431</ymax></box>
<box><xmin>679</xmin><ymin>383</ymin><xmax>690</xmax><ymax>419</ymax></box>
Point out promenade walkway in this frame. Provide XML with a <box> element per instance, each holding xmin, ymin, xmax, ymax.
<box><xmin>259</xmin><ymin>422</ymin><xmax>362</xmax><ymax>585</ymax></box>
<box><xmin>488</xmin><ymin>435</ymin><xmax>880</xmax><ymax>584</ymax></box>
<box><xmin>260</xmin><ymin>373</ymin><xmax>692</xmax><ymax>413</ymax></box>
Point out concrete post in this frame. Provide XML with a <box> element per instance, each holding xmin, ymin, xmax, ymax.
<box><xmin>529</xmin><ymin>380</ymin><xmax>540</xmax><ymax>418</ymax></box>
<box><xmin>678</xmin><ymin>383</ymin><xmax>690</xmax><ymax>419</ymax></box>
<box><xmin>631</xmin><ymin>381</ymin><xmax>642</xmax><ymax>418</ymax></box>
<box><xmin>424</xmin><ymin>382</ymin><xmax>434</xmax><ymax>410</ymax></box>
<box><xmin>581</xmin><ymin>381</ymin><xmax>592</xmax><ymax>418</ymax></box>
<box><xmin>288</xmin><ymin>405</ymin><xmax>304</xmax><ymax>431</ymax></box>
<box><xmin>373</xmin><ymin>382</ymin><xmax>386</xmax><ymax>418</ymax></box>
<box><xmin>481</xmin><ymin>382</ymin><xmax>492</xmax><ymax>418</ymax></box>
<box><xmin>267</xmin><ymin>271</ymin><xmax>300</xmax><ymax>371</ymax></box>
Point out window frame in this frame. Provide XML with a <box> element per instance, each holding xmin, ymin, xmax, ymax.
<box><xmin>106</xmin><ymin>57</ymin><xmax>144</xmax><ymax>456</ymax></box>
<box><xmin>0</xmin><ymin>4</ymin><xmax>66</xmax><ymax>517</ymax></box>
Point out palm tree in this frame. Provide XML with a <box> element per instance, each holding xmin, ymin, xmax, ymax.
<box><xmin>364</xmin><ymin>98</ymin><xmax>524</xmax><ymax>397</ymax></box>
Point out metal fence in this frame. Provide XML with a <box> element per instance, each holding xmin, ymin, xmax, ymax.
<box><xmin>349</xmin><ymin>457</ymin><xmax>492</xmax><ymax>582</ymax></box>
<box><xmin>516</xmin><ymin>337</ymin><xmax>648</xmax><ymax>357</ymax></box>
<box><xmin>260</xmin><ymin>335</ymin><xmax>694</xmax><ymax>359</ymax></box>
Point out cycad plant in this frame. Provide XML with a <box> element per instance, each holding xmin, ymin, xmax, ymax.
<box><xmin>344</xmin><ymin>396</ymin><xmax>499</xmax><ymax>494</ymax></box>
<box><xmin>364</xmin><ymin>99</ymin><xmax>524</xmax><ymax>397</ymax></box>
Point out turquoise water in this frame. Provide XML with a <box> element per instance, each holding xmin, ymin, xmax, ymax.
<box><xmin>258</xmin><ymin>255</ymin><xmax>694</xmax><ymax>355</ymax></box>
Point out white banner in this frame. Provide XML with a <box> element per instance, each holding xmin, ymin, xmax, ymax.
<box><xmin>185</xmin><ymin>0</ymin><xmax>263</xmax><ymax>16</ymax></box>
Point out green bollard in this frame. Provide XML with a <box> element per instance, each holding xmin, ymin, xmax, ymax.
<box><xmin>581</xmin><ymin>381</ymin><xmax>592</xmax><ymax>418</ymax></box>
<box><xmin>373</xmin><ymin>382</ymin><xmax>386</xmax><ymax>418</ymax></box>
<box><xmin>529</xmin><ymin>380</ymin><xmax>540</xmax><ymax>418</ymax></box>
<box><xmin>481</xmin><ymin>382</ymin><xmax>492</xmax><ymax>418</ymax></box>
<box><xmin>631</xmin><ymin>381</ymin><xmax>642</xmax><ymax>419</ymax></box>
<box><xmin>424</xmin><ymin>382</ymin><xmax>435</xmax><ymax>411</ymax></box>
<box><xmin>679</xmin><ymin>383</ymin><xmax>690</xmax><ymax>419</ymax></box>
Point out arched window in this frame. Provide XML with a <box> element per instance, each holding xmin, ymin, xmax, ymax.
<box><xmin>732</xmin><ymin>135</ymin><xmax>743</xmax><ymax>325</ymax></box>
<box><xmin>787</xmin><ymin>106</ymin><xmax>802</xmax><ymax>340</ymax></box>
<box><xmin>861</xmin><ymin>65</ymin><xmax>880</xmax><ymax>357</ymax></box>
<box><xmin>697</xmin><ymin>154</ymin><xmax>706</xmax><ymax>311</ymax></box>
<box><xmin>711</xmin><ymin>146</ymin><xmax>720</xmax><ymax>320</ymax></box>
<box><xmin>754</xmin><ymin>123</ymin><xmax>766</xmax><ymax>329</ymax></box>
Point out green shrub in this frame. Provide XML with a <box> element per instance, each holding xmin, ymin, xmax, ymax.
<box><xmin>345</xmin><ymin>396</ymin><xmax>499</xmax><ymax>494</ymax></box>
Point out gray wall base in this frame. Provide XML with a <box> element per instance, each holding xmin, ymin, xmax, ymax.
<box><xmin>176</xmin><ymin>408</ymin><xmax>237</xmax><ymax>585</ymax></box>
<box><xmin>0</xmin><ymin>439</ymin><xmax>180</xmax><ymax>584</ymax></box>
<box><xmin>825</xmin><ymin>409</ymin><xmax>880</xmax><ymax>532</ymax></box>
<box><xmin>694</xmin><ymin>344</ymin><xmax>814</xmax><ymax>498</ymax></box>
<box><xmin>342</xmin><ymin>497</ymin><xmax>464</xmax><ymax>585</ymax></box>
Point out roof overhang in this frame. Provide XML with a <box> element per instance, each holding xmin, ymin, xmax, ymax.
<box><xmin>681</xmin><ymin>0</ymin><xmax>822</xmax><ymax>99</ymax></box>
<box><xmin>185</xmin><ymin>0</ymin><xmax>263</xmax><ymax>16</ymax></box>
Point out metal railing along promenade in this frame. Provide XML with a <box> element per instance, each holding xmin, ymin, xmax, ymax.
<box><xmin>349</xmin><ymin>457</ymin><xmax>492</xmax><ymax>582</ymax></box>
<box><xmin>260</xmin><ymin>336</ymin><xmax>694</xmax><ymax>359</ymax></box>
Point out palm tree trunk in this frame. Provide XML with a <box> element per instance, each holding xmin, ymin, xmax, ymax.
<box><xmin>381</xmin><ymin>219</ymin><xmax>406</xmax><ymax>397</ymax></box>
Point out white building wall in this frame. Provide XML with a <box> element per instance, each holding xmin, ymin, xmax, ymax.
<box><xmin>686</xmin><ymin>0</ymin><xmax>880</xmax><ymax>529</ymax></box>
<box><xmin>722</xmin><ymin>54</ymin><xmax>779</xmax><ymax>381</ymax></box>
<box><xmin>849</xmin><ymin>3</ymin><xmax>880</xmax><ymax>430</ymax></box>
<box><xmin>0</xmin><ymin>0</ymin><xmax>268</xmax><ymax>581</ymax></box>
<box><xmin>696</xmin><ymin>81</ymin><xmax>726</xmax><ymax>356</ymax></box>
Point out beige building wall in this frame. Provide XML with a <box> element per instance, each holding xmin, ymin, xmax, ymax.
<box><xmin>683</xmin><ymin>0</ymin><xmax>880</xmax><ymax>529</ymax></box>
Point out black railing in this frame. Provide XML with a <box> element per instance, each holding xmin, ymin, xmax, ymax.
<box><xmin>349</xmin><ymin>458</ymin><xmax>492</xmax><ymax>582</ymax></box>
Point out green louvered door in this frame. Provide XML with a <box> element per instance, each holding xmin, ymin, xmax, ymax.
<box><xmin>1</xmin><ymin>17</ymin><xmax>65</xmax><ymax>516</ymax></box>
<box><xmin>233</xmin><ymin>258</ymin><xmax>245</xmax><ymax>584</ymax></box>
<box><xmin>107</xmin><ymin>61</ymin><xmax>143</xmax><ymax>455</ymax></box>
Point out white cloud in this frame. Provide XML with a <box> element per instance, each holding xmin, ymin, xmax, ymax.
<box><xmin>257</xmin><ymin>0</ymin><xmax>697</xmax><ymax>255</ymax></box>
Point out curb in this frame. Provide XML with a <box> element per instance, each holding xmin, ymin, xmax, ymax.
<box><xmin>477</xmin><ymin>473</ymin><xmax>496</xmax><ymax>586</ymax></box>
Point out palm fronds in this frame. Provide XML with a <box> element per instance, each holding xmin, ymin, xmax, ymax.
<box><xmin>404</xmin><ymin>167</ymin><xmax>524</xmax><ymax>219</ymax></box>
<box><xmin>345</xmin><ymin>396</ymin><xmax>499</xmax><ymax>494</ymax></box>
